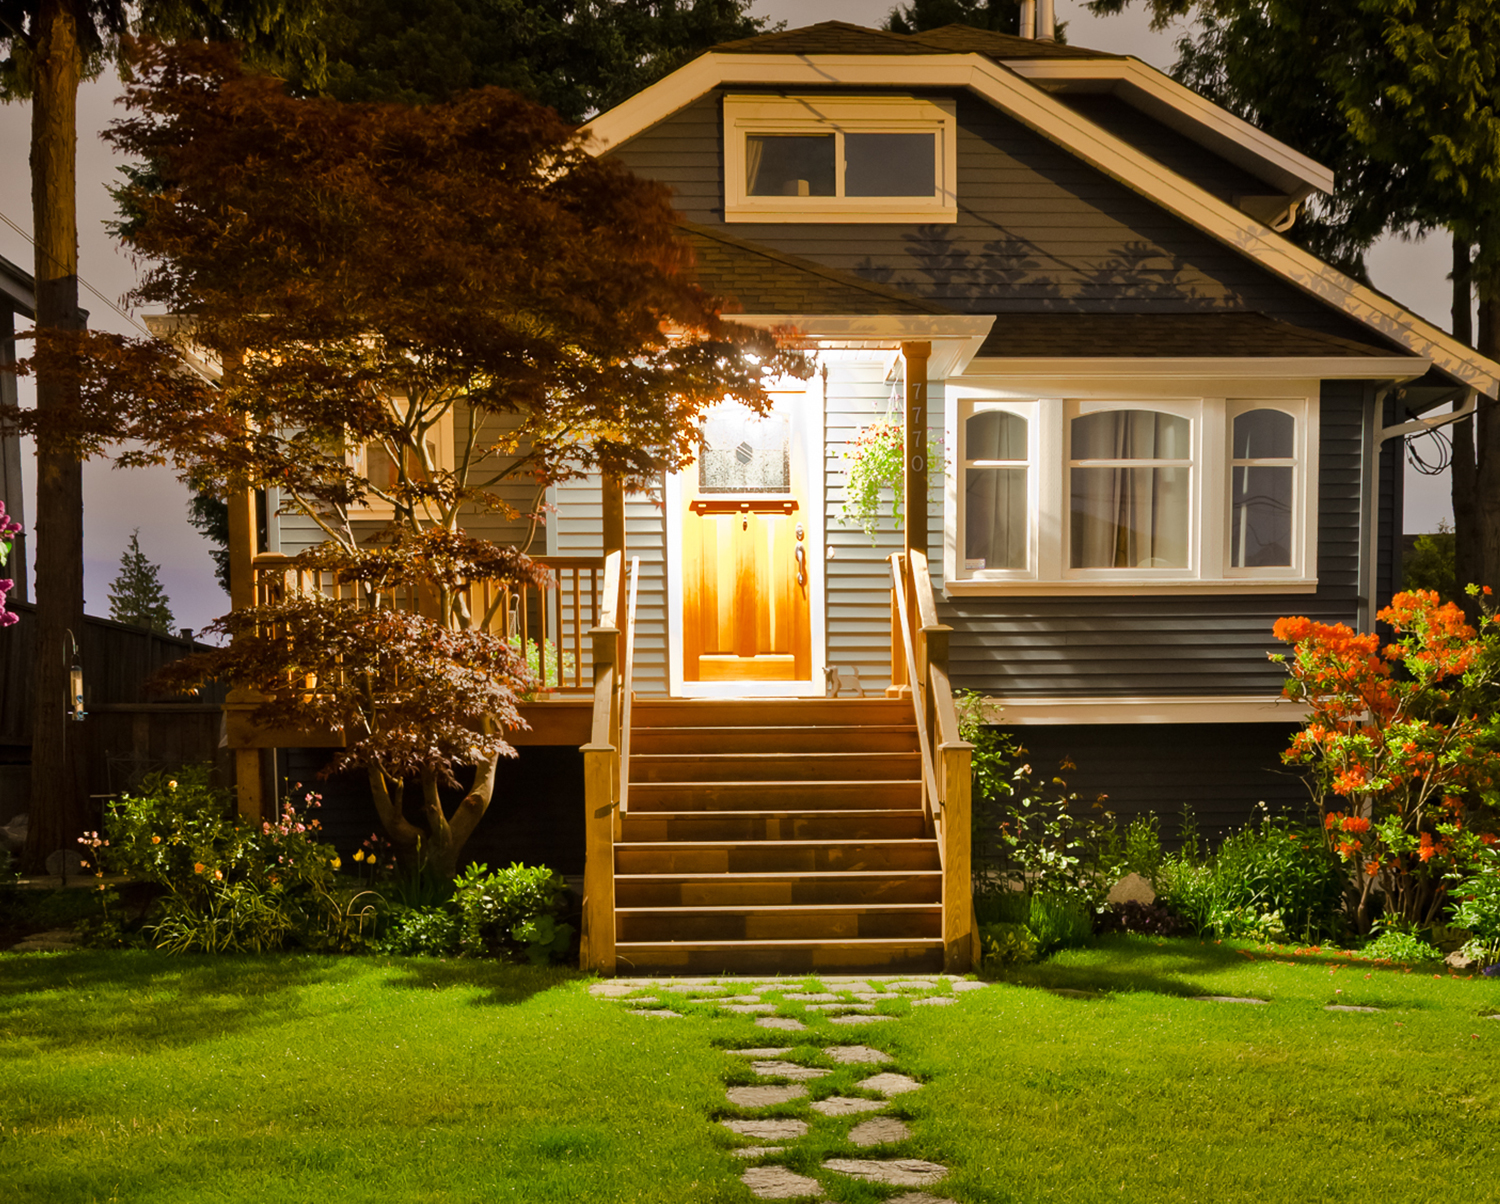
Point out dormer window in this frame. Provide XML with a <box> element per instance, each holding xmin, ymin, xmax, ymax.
<box><xmin>725</xmin><ymin>94</ymin><xmax>957</xmax><ymax>223</ymax></box>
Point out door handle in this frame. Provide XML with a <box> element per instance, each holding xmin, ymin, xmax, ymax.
<box><xmin>795</xmin><ymin>543</ymin><xmax>807</xmax><ymax>587</ymax></box>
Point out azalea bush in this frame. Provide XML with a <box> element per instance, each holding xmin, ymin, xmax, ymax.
<box><xmin>1272</xmin><ymin>588</ymin><xmax>1500</xmax><ymax>932</ymax></box>
<box><xmin>0</xmin><ymin>498</ymin><xmax>19</xmax><ymax>627</ymax></box>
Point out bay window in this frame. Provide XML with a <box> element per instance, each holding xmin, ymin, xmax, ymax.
<box><xmin>947</xmin><ymin>384</ymin><xmax>1317</xmax><ymax>593</ymax></box>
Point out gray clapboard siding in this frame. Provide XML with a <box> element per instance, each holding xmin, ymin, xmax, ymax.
<box><xmin>822</xmin><ymin>355</ymin><xmax>944</xmax><ymax>693</ymax></box>
<box><xmin>938</xmin><ymin>381</ymin><xmax>1369</xmax><ymax>697</ymax></box>
<box><xmin>607</xmin><ymin>92</ymin><xmax>1388</xmax><ymax>347</ymax></box>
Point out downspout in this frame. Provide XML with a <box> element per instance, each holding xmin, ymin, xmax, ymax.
<box><xmin>1363</xmin><ymin>385</ymin><xmax>1477</xmax><ymax>628</ymax></box>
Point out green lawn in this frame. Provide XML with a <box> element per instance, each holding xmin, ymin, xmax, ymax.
<box><xmin>1</xmin><ymin>939</ymin><xmax>1497</xmax><ymax>1203</ymax></box>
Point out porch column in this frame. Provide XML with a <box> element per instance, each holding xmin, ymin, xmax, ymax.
<box><xmin>901</xmin><ymin>340</ymin><xmax>931</xmax><ymax>563</ymax></box>
<box><xmin>226</xmin><ymin>485</ymin><xmax>264</xmax><ymax>822</ymax></box>
<box><xmin>601</xmin><ymin>472</ymin><xmax>626</xmax><ymax>635</ymax></box>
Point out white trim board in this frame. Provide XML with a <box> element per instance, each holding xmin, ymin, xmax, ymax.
<box><xmin>582</xmin><ymin>51</ymin><xmax>1500</xmax><ymax>399</ymax></box>
<box><xmin>730</xmin><ymin>313</ymin><xmax>994</xmax><ymax>379</ymax></box>
<box><xmin>975</xmin><ymin>695</ymin><xmax>1311</xmax><ymax>725</ymax></box>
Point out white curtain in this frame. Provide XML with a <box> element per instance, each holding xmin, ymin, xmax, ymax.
<box><xmin>1070</xmin><ymin>410</ymin><xmax>1189</xmax><ymax>568</ymax></box>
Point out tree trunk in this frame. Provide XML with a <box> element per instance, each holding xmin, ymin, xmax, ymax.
<box><xmin>22</xmin><ymin>0</ymin><xmax>89</xmax><ymax>874</ymax></box>
<box><xmin>1451</xmin><ymin>238</ymin><xmax>1479</xmax><ymax>612</ymax></box>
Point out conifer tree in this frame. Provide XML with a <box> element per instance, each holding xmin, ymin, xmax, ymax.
<box><xmin>107</xmin><ymin>528</ymin><xmax>175</xmax><ymax>634</ymax></box>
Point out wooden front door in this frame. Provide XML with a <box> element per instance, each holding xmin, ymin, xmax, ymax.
<box><xmin>681</xmin><ymin>398</ymin><xmax>811</xmax><ymax>683</ymax></box>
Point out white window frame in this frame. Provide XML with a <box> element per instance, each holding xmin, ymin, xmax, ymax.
<box><xmin>943</xmin><ymin>375</ymin><xmax>1319</xmax><ymax>595</ymax></box>
<box><xmin>723</xmin><ymin>94</ymin><xmax>958</xmax><ymax>224</ymax></box>
<box><xmin>345</xmin><ymin>401</ymin><xmax>455</xmax><ymax>521</ymax></box>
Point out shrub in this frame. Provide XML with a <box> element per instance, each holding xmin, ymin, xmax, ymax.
<box><xmin>979</xmin><ymin>921</ymin><xmax>1038</xmax><ymax>967</ymax></box>
<box><xmin>81</xmin><ymin>767</ymin><xmax>342</xmax><ymax>953</ymax></box>
<box><xmin>1273</xmin><ymin>588</ymin><xmax>1500</xmax><ymax>931</ymax></box>
<box><xmin>1209</xmin><ymin>810</ymin><xmax>1345</xmax><ymax>942</ymax></box>
<box><xmin>1028</xmin><ymin>890</ymin><xmax>1094</xmax><ymax>952</ymax></box>
<box><xmin>1362</xmin><ymin>923</ymin><xmax>1445</xmax><ymax>964</ymax></box>
<box><xmin>1153</xmin><ymin>856</ymin><xmax>1216</xmax><ymax>934</ymax></box>
<box><xmin>1121</xmin><ymin>813</ymin><xmax>1164</xmax><ymax>879</ymax></box>
<box><xmin>374</xmin><ymin>904</ymin><xmax>462</xmax><ymax>956</ymax></box>
<box><xmin>453</xmin><ymin>862</ymin><xmax>575</xmax><ymax>964</ymax></box>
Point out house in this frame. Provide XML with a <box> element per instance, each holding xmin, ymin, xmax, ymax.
<box><xmin>227</xmin><ymin>21</ymin><xmax>1500</xmax><ymax>975</ymax></box>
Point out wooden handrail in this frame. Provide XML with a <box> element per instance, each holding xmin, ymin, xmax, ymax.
<box><xmin>889</xmin><ymin>554</ymin><xmax>941</xmax><ymax>821</ymax></box>
<box><xmin>890</xmin><ymin>549</ymin><xmax>974</xmax><ymax>973</ymax></box>
<box><xmin>620</xmin><ymin>557</ymin><xmax>640</xmax><ymax>817</ymax></box>
<box><xmin>581</xmin><ymin>549</ymin><xmax>625</xmax><ymax>974</ymax></box>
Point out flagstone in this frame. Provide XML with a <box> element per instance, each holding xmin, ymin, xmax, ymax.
<box><xmin>722</xmin><ymin>1119</ymin><xmax>809</xmax><ymax>1140</ymax></box>
<box><xmin>742</xmin><ymin>1167</ymin><xmax>823</xmax><ymax>1198</ymax></box>
<box><xmin>729</xmin><ymin>1047</ymin><xmax>793</xmax><ymax>1057</ymax></box>
<box><xmin>728</xmin><ymin>1084</ymin><xmax>808</xmax><ymax>1107</ymax></box>
<box><xmin>823</xmin><ymin>1045</ymin><xmax>891</xmax><ymax>1065</ymax></box>
<box><xmin>858</xmin><ymin>1072</ymin><xmax>922</xmax><ymax>1096</ymax></box>
<box><xmin>829</xmin><ymin>1014</ymin><xmax>896</xmax><ymax>1025</ymax></box>
<box><xmin>848</xmin><ymin>1117</ymin><xmax>911</xmax><ymax>1146</ymax></box>
<box><xmin>823</xmin><ymin>1158</ymin><xmax>948</xmax><ymax>1187</ymax></box>
<box><xmin>811</xmin><ymin>1096</ymin><xmax>888</xmax><ymax>1117</ymax></box>
<box><xmin>751</xmin><ymin>1060</ymin><xmax>833</xmax><ymax>1081</ymax></box>
<box><xmin>758</xmin><ymin>1017</ymin><xmax>808</xmax><ymax>1032</ymax></box>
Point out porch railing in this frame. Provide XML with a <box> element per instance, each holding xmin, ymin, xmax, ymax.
<box><xmin>889</xmin><ymin>549</ymin><xmax>975</xmax><ymax>973</ymax></box>
<box><xmin>580</xmin><ymin>551</ymin><xmax>639</xmax><ymax>975</ymax></box>
<box><xmin>250</xmin><ymin>552</ymin><xmax>606</xmax><ymax>693</ymax></box>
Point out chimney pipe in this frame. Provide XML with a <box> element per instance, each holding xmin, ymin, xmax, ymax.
<box><xmin>1019</xmin><ymin>1</ymin><xmax>1036</xmax><ymax>39</ymax></box>
<box><xmin>1038</xmin><ymin>0</ymin><xmax>1056</xmax><ymax>41</ymax></box>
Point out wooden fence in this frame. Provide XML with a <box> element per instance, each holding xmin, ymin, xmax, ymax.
<box><xmin>0</xmin><ymin>603</ymin><xmax>229</xmax><ymax>821</ymax></box>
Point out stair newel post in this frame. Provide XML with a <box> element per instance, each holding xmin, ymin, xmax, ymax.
<box><xmin>888</xmin><ymin>553</ymin><xmax>909</xmax><ymax>696</ymax></box>
<box><xmin>581</xmin><ymin>550</ymin><xmax>623</xmax><ymax>974</ymax></box>
<box><xmin>939</xmin><ymin>740</ymin><xmax>974</xmax><ymax>972</ymax></box>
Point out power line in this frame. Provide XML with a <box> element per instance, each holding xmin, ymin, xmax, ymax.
<box><xmin>0</xmin><ymin>206</ymin><xmax>156</xmax><ymax>340</ymax></box>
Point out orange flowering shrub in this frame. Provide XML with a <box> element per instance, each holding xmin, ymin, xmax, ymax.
<box><xmin>1272</xmin><ymin>587</ymin><xmax>1500</xmax><ymax>931</ymax></box>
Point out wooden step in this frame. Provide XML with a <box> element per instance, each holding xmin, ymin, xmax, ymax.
<box><xmin>614</xmin><ymin>870</ymin><xmax>943</xmax><ymax>908</ymax></box>
<box><xmin>620</xmin><ymin>810</ymin><xmax>929</xmax><ymax>843</ymax></box>
<box><xmin>614</xmin><ymin>937</ymin><xmax>944</xmax><ymax>975</ymax></box>
<box><xmin>631</xmin><ymin>698</ymin><xmax>912</xmax><ymax>728</ymax></box>
<box><xmin>630</xmin><ymin>752</ymin><xmax>921</xmax><ymax>784</ymax></box>
<box><xmin>630</xmin><ymin>724</ymin><xmax>918</xmax><ymax>755</ymax></box>
<box><xmin>615</xmin><ymin>839</ymin><xmax>941</xmax><ymax>875</ymax></box>
<box><xmin>627</xmin><ymin>780</ymin><xmax>922</xmax><ymax>812</ymax></box>
<box><xmin>616</xmin><ymin>903</ymin><xmax>943</xmax><ymax>943</ymax></box>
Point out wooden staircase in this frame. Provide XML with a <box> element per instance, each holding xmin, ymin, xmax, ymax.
<box><xmin>612</xmin><ymin>698</ymin><xmax>945</xmax><ymax>975</ymax></box>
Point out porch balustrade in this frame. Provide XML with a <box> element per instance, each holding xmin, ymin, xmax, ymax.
<box><xmin>249</xmin><ymin>552</ymin><xmax>606</xmax><ymax>693</ymax></box>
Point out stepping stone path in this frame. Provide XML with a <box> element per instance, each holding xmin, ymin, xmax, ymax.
<box><xmin>1191</xmin><ymin>995</ymin><xmax>1270</xmax><ymax>1005</ymax></box>
<box><xmin>1326</xmin><ymin>1004</ymin><xmax>1381</xmax><ymax>1013</ymax></box>
<box><xmin>591</xmin><ymin>974</ymin><xmax>990</xmax><ymax>1199</ymax></box>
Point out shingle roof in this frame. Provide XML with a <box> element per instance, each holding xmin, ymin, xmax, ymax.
<box><xmin>974</xmin><ymin>312</ymin><xmax>1407</xmax><ymax>359</ymax></box>
<box><xmin>680</xmin><ymin>223</ymin><xmax>952</xmax><ymax>316</ymax></box>
<box><xmin>712</xmin><ymin>20</ymin><xmax>1119</xmax><ymax>62</ymax></box>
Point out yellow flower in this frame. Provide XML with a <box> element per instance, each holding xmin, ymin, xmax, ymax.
<box><xmin>331</xmin><ymin>857</ymin><xmax>342</xmax><ymax>870</ymax></box>
<box><xmin>353</xmin><ymin>850</ymin><xmax>365</xmax><ymax>862</ymax></box>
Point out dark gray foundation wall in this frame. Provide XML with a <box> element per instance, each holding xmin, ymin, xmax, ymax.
<box><xmin>282</xmin><ymin>746</ymin><xmax>586</xmax><ymax>876</ymax></box>
<box><xmin>989</xmin><ymin>721</ymin><xmax>1311</xmax><ymax>849</ymax></box>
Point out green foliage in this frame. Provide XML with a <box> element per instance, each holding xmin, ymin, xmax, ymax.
<box><xmin>1448</xmin><ymin>839</ymin><xmax>1500</xmax><ymax>940</ymax></box>
<box><xmin>186</xmin><ymin>487</ymin><xmax>230</xmax><ymax>593</ymax></box>
<box><xmin>510</xmin><ymin>635</ymin><xmax>575</xmax><ymax>698</ymax></box>
<box><xmin>1027</xmin><ymin>890</ymin><xmax>1095</xmax><ymax>952</ymax></box>
<box><xmin>1152</xmin><ymin>808</ymin><xmax>1345</xmax><ymax>941</ymax></box>
<box><xmin>311</xmin><ymin>0</ymin><xmax>771</xmax><ymax>121</ymax></box>
<box><xmin>82</xmin><ymin>767</ymin><xmax>343</xmax><ymax>953</ymax></box>
<box><xmin>979</xmin><ymin>920</ymin><xmax>1038</xmax><ymax>967</ymax></box>
<box><xmin>1362</xmin><ymin>923</ymin><xmax>1445</xmax><ymax>964</ymax></box>
<box><xmin>839</xmin><ymin>418</ymin><xmax>945</xmax><ymax>544</ymax></box>
<box><xmin>1404</xmin><ymin>521</ymin><xmax>1458</xmax><ymax>605</ymax></box>
<box><xmin>1122</xmin><ymin>812</ymin><xmax>1165</xmax><ymax>879</ymax></box>
<box><xmin>453</xmin><ymin>862</ymin><xmax>575</xmax><ymax>964</ymax></box>
<box><xmin>107</xmin><ymin>529</ymin><xmax>176</xmax><ymax>634</ymax></box>
<box><xmin>373</xmin><ymin>904</ymin><xmax>462</xmax><ymax>957</ymax></box>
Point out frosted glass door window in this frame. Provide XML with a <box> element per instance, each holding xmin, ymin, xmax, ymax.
<box><xmin>963</xmin><ymin>408</ymin><xmax>1028</xmax><ymax>571</ymax></box>
<box><xmin>699</xmin><ymin>402</ymin><xmax>791</xmax><ymax>493</ymax></box>
<box><xmin>1070</xmin><ymin>409</ymin><xmax>1191</xmax><ymax>568</ymax></box>
<box><xmin>1230</xmin><ymin>408</ymin><xmax>1295</xmax><ymax>567</ymax></box>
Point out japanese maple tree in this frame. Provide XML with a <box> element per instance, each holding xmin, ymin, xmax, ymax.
<box><xmin>88</xmin><ymin>39</ymin><xmax>787</xmax><ymax>874</ymax></box>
